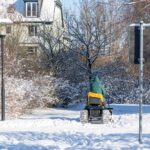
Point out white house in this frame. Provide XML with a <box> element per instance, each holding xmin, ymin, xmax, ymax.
<box><xmin>0</xmin><ymin>0</ymin><xmax>64</xmax><ymax>53</ymax></box>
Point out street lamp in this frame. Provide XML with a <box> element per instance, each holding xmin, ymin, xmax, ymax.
<box><xmin>0</xmin><ymin>34</ymin><xmax>5</xmax><ymax>121</ymax></box>
<box><xmin>0</xmin><ymin>18</ymin><xmax>12</xmax><ymax>121</ymax></box>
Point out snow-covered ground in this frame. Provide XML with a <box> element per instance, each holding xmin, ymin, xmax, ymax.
<box><xmin>0</xmin><ymin>104</ymin><xmax>150</xmax><ymax>150</ymax></box>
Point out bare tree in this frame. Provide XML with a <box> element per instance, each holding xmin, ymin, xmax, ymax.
<box><xmin>65</xmin><ymin>0</ymin><xmax>125</xmax><ymax>83</ymax></box>
<box><xmin>38</xmin><ymin>24</ymin><xmax>66</xmax><ymax>75</ymax></box>
<box><xmin>128</xmin><ymin>0</ymin><xmax>150</xmax><ymax>22</ymax></box>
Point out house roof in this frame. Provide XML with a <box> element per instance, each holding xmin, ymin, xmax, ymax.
<box><xmin>0</xmin><ymin>0</ymin><xmax>13</xmax><ymax>23</ymax></box>
<box><xmin>0</xmin><ymin>18</ymin><xmax>12</xmax><ymax>24</ymax></box>
<box><xmin>0</xmin><ymin>0</ymin><xmax>62</xmax><ymax>23</ymax></box>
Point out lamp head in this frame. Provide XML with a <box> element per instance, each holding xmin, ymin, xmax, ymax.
<box><xmin>0</xmin><ymin>34</ymin><xmax>6</xmax><ymax>38</ymax></box>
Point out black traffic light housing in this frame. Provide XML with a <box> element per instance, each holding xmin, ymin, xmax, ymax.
<box><xmin>134</xmin><ymin>26</ymin><xmax>140</xmax><ymax>64</ymax></box>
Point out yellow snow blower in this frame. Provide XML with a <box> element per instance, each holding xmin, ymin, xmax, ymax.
<box><xmin>80</xmin><ymin>76</ymin><xmax>113</xmax><ymax>124</ymax></box>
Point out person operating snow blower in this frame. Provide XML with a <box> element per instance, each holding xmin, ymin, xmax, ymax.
<box><xmin>80</xmin><ymin>75</ymin><xmax>113</xmax><ymax>124</ymax></box>
<box><xmin>89</xmin><ymin>75</ymin><xmax>106</xmax><ymax>107</ymax></box>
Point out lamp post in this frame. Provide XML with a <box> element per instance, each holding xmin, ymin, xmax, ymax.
<box><xmin>0</xmin><ymin>34</ymin><xmax>5</xmax><ymax>121</ymax></box>
<box><xmin>0</xmin><ymin>18</ymin><xmax>12</xmax><ymax>121</ymax></box>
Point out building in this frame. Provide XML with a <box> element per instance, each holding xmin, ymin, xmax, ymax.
<box><xmin>0</xmin><ymin>0</ymin><xmax>64</xmax><ymax>54</ymax></box>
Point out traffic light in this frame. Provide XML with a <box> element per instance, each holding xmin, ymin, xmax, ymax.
<box><xmin>134</xmin><ymin>26</ymin><xmax>140</xmax><ymax>64</ymax></box>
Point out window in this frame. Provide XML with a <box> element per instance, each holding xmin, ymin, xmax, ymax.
<box><xmin>6</xmin><ymin>26</ymin><xmax>11</xmax><ymax>34</ymax></box>
<box><xmin>32</xmin><ymin>3</ymin><xmax>37</xmax><ymax>16</ymax></box>
<box><xmin>28</xmin><ymin>25</ymin><xmax>38</xmax><ymax>36</ymax></box>
<box><xmin>27</xmin><ymin>47</ymin><xmax>37</xmax><ymax>54</ymax></box>
<box><xmin>26</xmin><ymin>2</ymin><xmax>37</xmax><ymax>17</ymax></box>
<box><xmin>27</xmin><ymin>3</ymin><xmax>31</xmax><ymax>17</ymax></box>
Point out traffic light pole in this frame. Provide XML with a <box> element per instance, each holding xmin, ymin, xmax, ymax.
<box><xmin>129</xmin><ymin>21</ymin><xmax>150</xmax><ymax>144</ymax></box>
<box><xmin>139</xmin><ymin>21</ymin><xmax>144</xmax><ymax>144</ymax></box>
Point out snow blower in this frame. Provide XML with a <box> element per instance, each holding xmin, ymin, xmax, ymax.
<box><xmin>80</xmin><ymin>92</ymin><xmax>113</xmax><ymax>124</ymax></box>
<box><xmin>80</xmin><ymin>75</ymin><xmax>113</xmax><ymax>124</ymax></box>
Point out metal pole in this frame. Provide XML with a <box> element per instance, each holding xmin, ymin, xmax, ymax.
<box><xmin>0</xmin><ymin>35</ymin><xmax>5</xmax><ymax>121</ymax></box>
<box><xmin>139</xmin><ymin>21</ymin><xmax>144</xmax><ymax>144</ymax></box>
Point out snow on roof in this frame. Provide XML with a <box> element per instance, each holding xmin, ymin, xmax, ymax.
<box><xmin>0</xmin><ymin>0</ymin><xmax>13</xmax><ymax>24</ymax></box>
<box><xmin>0</xmin><ymin>18</ymin><xmax>12</xmax><ymax>24</ymax></box>
<box><xmin>0</xmin><ymin>0</ymin><xmax>59</xmax><ymax>23</ymax></box>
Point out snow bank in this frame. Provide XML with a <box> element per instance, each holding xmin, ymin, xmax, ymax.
<box><xmin>4</xmin><ymin>75</ymin><xmax>85</xmax><ymax>118</ymax></box>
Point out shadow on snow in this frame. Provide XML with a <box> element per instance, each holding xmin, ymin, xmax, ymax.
<box><xmin>0</xmin><ymin>132</ymin><xmax>150</xmax><ymax>150</ymax></box>
<box><xmin>111</xmin><ymin>104</ymin><xmax>150</xmax><ymax>115</ymax></box>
